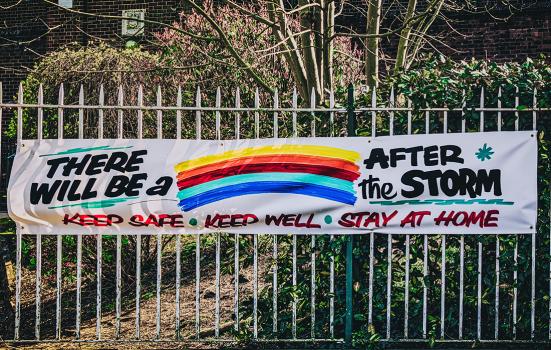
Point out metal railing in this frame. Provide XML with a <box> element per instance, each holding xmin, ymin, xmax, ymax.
<box><xmin>0</xmin><ymin>82</ymin><xmax>550</xmax><ymax>347</ymax></box>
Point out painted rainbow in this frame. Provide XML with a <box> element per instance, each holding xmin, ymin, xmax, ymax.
<box><xmin>174</xmin><ymin>144</ymin><xmax>361</xmax><ymax>212</ymax></box>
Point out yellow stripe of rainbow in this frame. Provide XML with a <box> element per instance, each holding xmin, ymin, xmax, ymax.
<box><xmin>174</xmin><ymin>144</ymin><xmax>361</xmax><ymax>173</ymax></box>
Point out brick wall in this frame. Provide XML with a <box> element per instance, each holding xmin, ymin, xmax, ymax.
<box><xmin>0</xmin><ymin>0</ymin><xmax>187</xmax><ymax>100</ymax></box>
<box><xmin>1</xmin><ymin>1</ymin><xmax>550</xmax><ymax>97</ymax></box>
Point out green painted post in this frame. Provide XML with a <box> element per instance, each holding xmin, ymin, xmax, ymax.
<box><xmin>345</xmin><ymin>83</ymin><xmax>355</xmax><ymax>345</ymax></box>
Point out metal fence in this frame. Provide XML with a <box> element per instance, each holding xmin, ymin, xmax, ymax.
<box><xmin>1</xmin><ymin>82</ymin><xmax>550</xmax><ymax>347</ymax></box>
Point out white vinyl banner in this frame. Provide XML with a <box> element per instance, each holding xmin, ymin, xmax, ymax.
<box><xmin>8</xmin><ymin>131</ymin><xmax>537</xmax><ymax>235</ymax></box>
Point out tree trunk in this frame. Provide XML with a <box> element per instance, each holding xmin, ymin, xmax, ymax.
<box><xmin>299</xmin><ymin>0</ymin><xmax>322</xmax><ymax>101</ymax></box>
<box><xmin>267</xmin><ymin>1</ymin><xmax>310</xmax><ymax>100</ymax></box>
<box><xmin>408</xmin><ymin>0</ymin><xmax>445</xmax><ymax>65</ymax></box>
<box><xmin>365</xmin><ymin>0</ymin><xmax>382</xmax><ymax>87</ymax></box>
<box><xmin>314</xmin><ymin>0</ymin><xmax>324</xmax><ymax>101</ymax></box>
<box><xmin>323</xmin><ymin>0</ymin><xmax>335</xmax><ymax>96</ymax></box>
<box><xmin>394</xmin><ymin>0</ymin><xmax>417</xmax><ymax>74</ymax></box>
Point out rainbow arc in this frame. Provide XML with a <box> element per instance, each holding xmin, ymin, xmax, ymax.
<box><xmin>174</xmin><ymin>144</ymin><xmax>361</xmax><ymax>212</ymax></box>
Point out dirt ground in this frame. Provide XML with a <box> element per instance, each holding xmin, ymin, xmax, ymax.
<box><xmin>1</xmin><ymin>235</ymin><xmax>274</xmax><ymax>349</ymax></box>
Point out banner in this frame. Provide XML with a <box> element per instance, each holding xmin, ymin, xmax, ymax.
<box><xmin>8</xmin><ymin>131</ymin><xmax>536</xmax><ymax>235</ymax></box>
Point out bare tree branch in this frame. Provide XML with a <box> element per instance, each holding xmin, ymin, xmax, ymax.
<box><xmin>183</xmin><ymin>0</ymin><xmax>274</xmax><ymax>93</ymax></box>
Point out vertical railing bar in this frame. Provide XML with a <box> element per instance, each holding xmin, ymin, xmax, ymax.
<box><xmin>75</xmin><ymin>85</ymin><xmax>84</xmax><ymax>340</ymax></box>
<box><xmin>235</xmin><ymin>87</ymin><xmax>240</xmax><ymax>139</ymax></box>
<box><xmin>440</xmin><ymin>235</ymin><xmax>446</xmax><ymax>339</ymax></box>
<box><xmin>234</xmin><ymin>87</ymin><xmax>241</xmax><ymax>334</ymax></box>
<box><xmin>157</xmin><ymin>85</ymin><xmax>163</xmax><ymax>139</ymax></box>
<box><xmin>215</xmin><ymin>87</ymin><xmax>221</xmax><ymax>140</ymax></box>
<box><xmin>215</xmin><ymin>88</ymin><xmax>222</xmax><ymax>339</ymax></box>
<box><xmin>234</xmin><ymin>233</ymin><xmax>240</xmax><ymax>333</ymax></box>
<box><xmin>404</xmin><ymin>234</ymin><xmax>410</xmax><ymax>339</ymax></box>
<box><xmin>461</xmin><ymin>90</ymin><xmax>466</xmax><ymax>133</ymax></box>
<box><xmin>329</xmin><ymin>89</ymin><xmax>335</xmax><ymax>136</ymax></box>
<box><xmin>386</xmin><ymin>233</ymin><xmax>392</xmax><ymax>339</ymax></box>
<box><xmin>14</xmin><ymin>229</ymin><xmax>21</xmax><ymax>340</ymax></box>
<box><xmin>292</xmin><ymin>234</ymin><xmax>297</xmax><ymax>339</ymax></box>
<box><xmin>477</xmin><ymin>85</ymin><xmax>484</xmax><ymax>340</ymax></box>
<box><xmin>425</xmin><ymin>95</ymin><xmax>429</xmax><ymax>134</ymax></box>
<box><xmin>515</xmin><ymin>86</ymin><xmax>520</xmax><ymax>131</ymax></box>
<box><xmin>530</xmin><ymin>87</ymin><xmax>537</xmax><ymax>340</ymax></box>
<box><xmin>459</xmin><ymin>91</ymin><xmax>465</xmax><ymax>340</ymax></box>
<box><xmin>195</xmin><ymin>86</ymin><xmax>202</xmax><ymax>139</ymax></box>
<box><xmin>480</xmin><ymin>86</ymin><xmax>485</xmax><ymax>132</ymax></box>
<box><xmin>75</xmin><ymin>235</ymin><xmax>82</xmax><ymax>339</ymax></box>
<box><xmin>135</xmin><ymin>234</ymin><xmax>141</xmax><ymax>340</ymax></box>
<box><xmin>156</xmin><ymin>233</ymin><xmax>162</xmax><ymax>340</ymax></box>
<box><xmin>195</xmin><ymin>87</ymin><xmax>202</xmax><ymax>339</ymax></box>
<box><xmin>98</xmin><ymin>85</ymin><xmax>104</xmax><ymax>139</ymax></box>
<box><xmin>14</xmin><ymin>83</ymin><xmax>22</xmax><ymax>341</ymax></box>
<box><xmin>175</xmin><ymin>234</ymin><xmax>181</xmax><ymax>340</ymax></box>
<box><xmin>371</xmin><ymin>88</ymin><xmax>376</xmax><ymax>138</ymax></box>
<box><xmin>368</xmin><ymin>231</ymin><xmax>374</xmax><ymax>326</ymax></box>
<box><xmin>404</xmin><ymin>96</ymin><xmax>411</xmax><ymax>339</ymax></box>
<box><xmin>477</xmin><ymin>240</ymin><xmax>482</xmax><ymax>339</ymax></box>
<box><xmin>423</xmin><ymin>235</ymin><xmax>428</xmax><ymax>339</ymax></box>
<box><xmin>96</xmin><ymin>234</ymin><xmax>102</xmax><ymax>340</ymax></box>
<box><xmin>37</xmin><ymin>84</ymin><xmax>43</xmax><ymax>140</ymax></box>
<box><xmin>55</xmin><ymin>84</ymin><xmax>63</xmax><ymax>341</ymax></box>
<box><xmin>386</xmin><ymin>87</ymin><xmax>394</xmax><ymax>340</ymax></box>
<box><xmin>549</xmin><ymin>179</ymin><xmax>551</xmax><ymax>340</ymax></box>
<box><xmin>311</xmin><ymin>235</ymin><xmax>316</xmax><ymax>339</ymax></box>
<box><xmin>56</xmin><ymin>234</ymin><xmax>62</xmax><ymax>340</ymax></box>
<box><xmin>195</xmin><ymin>233</ymin><xmax>201</xmax><ymax>339</ymax></box>
<box><xmin>57</xmin><ymin>84</ymin><xmax>64</xmax><ymax>139</ymax></box>
<box><xmin>443</xmin><ymin>109</ymin><xmax>448</xmax><ymax>134</ymax></box>
<box><xmin>497</xmin><ymin>86</ymin><xmax>502</xmax><ymax>132</ymax></box>
<box><xmin>215</xmin><ymin>232</ymin><xmax>220</xmax><ymax>338</ymax></box>
<box><xmin>176</xmin><ymin>86</ymin><xmax>182</xmax><ymax>139</ymax></box>
<box><xmin>310</xmin><ymin>88</ymin><xmax>316</xmax><ymax>136</ymax></box>
<box><xmin>532</xmin><ymin>87</ymin><xmax>537</xmax><ymax>130</ymax></box>
<box><xmin>117</xmin><ymin>85</ymin><xmax>124</xmax><ymax>139</ymax></box>
<box><xmin>292</xmin><ymin>87</ymin><xmax>298</xmax><ymax>137</ymax></box>
<box><xmin>0</xmin><ymin>82</ymin><xmax>2</xmax><ymax>193</ymax></box>
<box><xmin>459</xmin><ymin>235</ymin><xmax>464</xmax><ymax>339</ymax></box>
<box><xmin>155</xmin><ymin>85</ymin><xmax>163</xmax><ymax>339</ymax></box>
<box><xmin>35</xmin><ymin>84</ymin><xmax>44</xmax><ymax>340</ymax></box>
<box><xmin>115</xmin><ymin>234</ymin><xmax>122</xmax><ymax>339</ymax></box>
<box><xmin>407</xmin><ymin>98</ymin><xmax>412</xmax><ymax>135</ymax></box>
<box><xmin>329</xmin><ymin>237</ymin><xmax>335</xmax><ymax>338</ymax></box>
<box><xmin>310</xmin><ymin>88</ymin><xmax>316</xmax><ymax>339</ymax></box>
<box><xmin>495</xmin><ymin>236</ymin><xmax>500</xmax><ymax>340</ymax></box>
<box><xmin>253</xmin><ymin>234</ymin><xmax>258</xmax><ymax>339</ymax></box>
<box><xmin>254</xmin><ymin>88</ymin><xmax>260</xmax><ymax>138</ymax></box>
<box><xmin>78</xmin><ymin>85</ymin><xmax>84</xmax><ymax>138</ymax></box>
<box><xmin>513</xmin><ymin>85</ymin><xmax>519</xmax><ymax>340</ymax></box>
<box><xmin>35</xmin><ymin>234</ymin><xmax>41</xmax><ymax>340</ymax></box>
<box><xmin>389</xmin><ymin>86</ymin><xmax>394</xmax><ymax>135</ymax></box>
<box><xmin>274</xmin><ymin>88</ymin><xmax>279</xmax><ymax>138</ymax></box>
<box><xmin>16</xmin><ymin>82</ymin><xmax>23</xmax><ymax>148</ymax></box>
<box><xmin>423</xmin><ymin>93</ymin><xmax>429</xmax><ymax>339</ymax></box>
<box><xmin>272</xmin><ymin>235</ymin><xmax>278</xmax><ymax>334</ymax></box>
<box><xmin>513</xmin><ymin>237</ymin><xmax>518</xmax><ymax>340</ymax></box>
<box><xmin>135</xmin><ymin>84</ymin><xmax>143</xmax><ymax>341</ymax></box>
